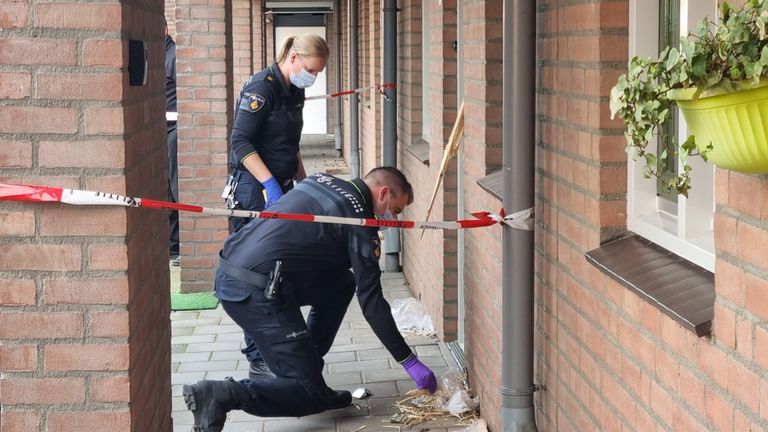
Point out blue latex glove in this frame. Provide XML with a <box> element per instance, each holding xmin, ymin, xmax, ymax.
<box><xmin>402</xmin><ymin>354</ymin><xmax>437</xmax><ymax>393</ymax></box>
<box><xmin>262</xmin><ymin>176</ymin><xmax>283</xmax><ymax>208</ymax></box>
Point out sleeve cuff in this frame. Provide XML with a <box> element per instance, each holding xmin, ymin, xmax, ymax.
<box><xmin>239</xmin><ymin>151</ymin><xmax>258</xmax><ymax>164</ymax></box>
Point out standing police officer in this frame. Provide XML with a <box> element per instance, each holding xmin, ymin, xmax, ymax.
<box><xmin>225</xmin><ymin>33</ymin><xmax>329</xmax><ymax>232</ymax></box>
<box><xmin>225</xmin><ymin>34</ymin><xmax>329</xmax><ymax>378</ymax></box>
<box><xmin>183</xmin><ymin>167</ymin><xmax>437</xmax><ymax>432</ymax></box>
<box><xmin>165</xmin><ymin>20</ymin><xmax>180</xmax><ymax>265</ymax></box>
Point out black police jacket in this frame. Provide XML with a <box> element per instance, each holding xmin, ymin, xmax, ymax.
<box><xmin>218</xmin><ymin>173</ymin><xmax>412</xmax><ymax>362</ymax></box>
<box><xmin>230</xmin><ymin>63</ymin><xmax>304</xmax><ymax>180</ymax></box>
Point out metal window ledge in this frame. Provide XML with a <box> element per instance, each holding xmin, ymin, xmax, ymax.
<box><xmin>477</xmin><ymin>169</ymin><xmax>503</xmax><ymax>201</ymax></box>
<box><xmin>405</xmin><ymin>138</ymin><xmax>430</xmax><ymax>165</ymax></box>
<box><xmin>585</xmin><ymin>234</ymin><xmax>714</xmax><ymax>337</ymax></box>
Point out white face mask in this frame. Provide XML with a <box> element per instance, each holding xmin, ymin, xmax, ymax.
<box><xmin>289</xmin><ymin>55</ymin><xmax>317</xmax><ymax>89</ymax></box>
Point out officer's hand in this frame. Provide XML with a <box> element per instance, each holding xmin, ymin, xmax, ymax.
<box><xmin>262</xmin><ymin>176</ymin><xmax>283</xmax><ymax>208</ymax></box>
<box><xmin>401</xmin><ymin>354</ymin><xmax>437</xmax><ymax>393</ymax></box>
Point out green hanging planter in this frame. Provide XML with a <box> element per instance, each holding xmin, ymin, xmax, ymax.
<box><xmin>669</xmin><ymin>81</ymin><xmax>768</xmax><ymax>173</ymax></box>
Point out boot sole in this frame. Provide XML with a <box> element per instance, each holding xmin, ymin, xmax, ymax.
<box><xmin>182</xmin><ymin>384</ymin><xmax>223</xmax><ymax>432</ymax></box>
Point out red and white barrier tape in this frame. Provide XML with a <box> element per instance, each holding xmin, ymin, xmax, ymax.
<box><xmin>0</xmin><ymin>183</ymin><xmax>534</xmax><ymax>231</ymax></box>
<box><xmin>305</xmin><ymin>83</ymin><xmax>396</xmax><ymax>101</ymax></box>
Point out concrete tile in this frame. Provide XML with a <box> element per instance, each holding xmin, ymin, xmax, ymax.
<box><xmin>171</xmin><ymin>318</ymin><xmax>221</xmax><ymax>328</ymax></box>
<box><xmin>323</xmin><ymin>351</ymin><xmax>356</xmax><ymax>364</ymax></box>
<box><xmin>223</xmin><ymin>420</ymin><xmax>264</xmax><ymax>431</ymax></box>
<box><xmin>185</xmin><ymin>341</ymin><xmax>242</xmax><ymax>352</ymax></box>
<box><xmin>171</xmin><ymin>371</ymin><xmax>206</xmax><ymax>385</ymax></box>
<box><xmin>172</xmin><ymin>334</ymin><xmax>217</xmax><ymax>344</ymax></box>
<box><xmin>171</xmin><ymin>410</ymin><xmax>193</xmax><ymax>425</ymax></box>
<box><xmin>263</xmin><ymin>417</ymin><xmax>337</xmax><ymax>431</ymax></box>
<box><xmin>415</xmin><ymin>345</ymin><xmax>443</xmax><ymax>358</ymax></box>
<box><xmin>177</xmin><ymin>360</ymin><xmax>239</xmax><ymax>373</ymax></box>
<box><xmin>356</xmin><ymin>348</ymin><xmax>390</xmax><ymax>360</ymax></box>
<box><xmin>363</xmin><ymin>368</ymin><xmax>409</xmax><ymax>383</ymax></box>
<box><xmin>172</xmin><ymin>352</ymin><xmax>211</xmax><ymax>363</ymax></box>
<box><xmin>329</xmin><ymin>358</ymin><xmax>390</xmax><ymax>374</ymax></box>
<box><xmin>171</xmin><ymin>395</ymin><xmax>187</xmax><ymax>412</ymax></box>
<box><xmin>323</xmin><ymin>371</ymin><xmax>363</xmax><ymax>386</ymax></box>
<box><xmin>336</xmin><ymin>380</ymin><xmax>399</xmax><ymax>399</ymax></box>
<box><xmin>171</xmin><ymin>311</ymin><xmax>200</xmax><ymax>320</ymax></box>
<box><xmin>211</xmin><ymin>350</ymin><xmax>247</xmax><ymax>361</ymax></box>
<box><xmin>172</xmin><ymin>326</ymin><xmax>195</xmax><ymax>337</ymax></box>
<box><xmin>352</xmin><ymin>336</ymin><xmax>387</xmax><ymax>346</ymax></box>
<box><xmin>329</xmin><ymin>342</ymin><xmax>382</xmax><ymax>353</ymax></box>
<box><xmin>194</xmin><ymin>324</ymin><xmax>244</xmax><ymax>335</ymax></box>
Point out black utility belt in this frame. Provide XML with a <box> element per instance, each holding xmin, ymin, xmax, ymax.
<box><xmin>218</xmin><ymin>253</ymin><xmax>283</xmax><ymax>301</ymax></box>
<box><xmin>218</xmin><ymin>253</ymin><xmax>268</xmax><ymax>287</ymax></box>
<box><xmin>233</xmin><ymin>169</ymin><xmax>294</xmax><ymax>187</ymax></box>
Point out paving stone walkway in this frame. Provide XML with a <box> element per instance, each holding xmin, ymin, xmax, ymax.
<box><xmin>170</xmin><ymin>272</ymin><xmax>469</xmax><ymax>432</ymax></box>
<box><xmin>170</xmin><ymin>137</ymin><xmax>469</xmax><ymax>431</ymax></box>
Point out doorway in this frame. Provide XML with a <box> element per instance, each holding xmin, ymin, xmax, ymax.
<box><xmin>274</xmin><ymin>14</ymin><xmax>328</xmax><ymax>135</ymax></box>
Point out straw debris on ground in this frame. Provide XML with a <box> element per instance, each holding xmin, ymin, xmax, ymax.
<box><xmin>387</xmin><ymin>385</ymin><xmax>479</xmax><ymax>429</ymax></box>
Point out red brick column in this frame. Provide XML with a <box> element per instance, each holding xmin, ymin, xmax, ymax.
<box><xmin>0</xmin><ymin>1</ymin><xmax>171</xmax><ymax>430</ymax></box>
<box><xmin>175</xmin><ymin>0</ymin><xmax>231</xmax><ymax>292</ymax></box>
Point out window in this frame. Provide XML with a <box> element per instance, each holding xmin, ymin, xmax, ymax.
<box><xmin>627</xmin><ymin>0</ymin><xmax>716</xmax><ymax>271</ymax></box>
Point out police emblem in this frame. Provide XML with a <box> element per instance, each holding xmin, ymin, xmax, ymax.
<box><xmin>248</xmin><ymin>94</ymin><xmax>266</xmax><ymax>112</ymax></box>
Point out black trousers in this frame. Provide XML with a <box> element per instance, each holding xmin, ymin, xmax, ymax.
<box><xmin>167</xmin><ymin>123</ymin><xmax>179</xmax><ymax>256</ymax></box>
<box><xmin>219</xmin><ymin>267</ymin><xmax>356</xmax><ymax>417</ymax></box>
<box><xmin>228</xmin><ymin>169</ymin><xmax>293</xmax><ymax>233</ymax></box>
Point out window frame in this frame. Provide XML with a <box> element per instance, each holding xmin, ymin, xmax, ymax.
<box><xmin>627</xmin><ymin>0</ymin><xmax>717</xmax><ymax>272</ymax></box>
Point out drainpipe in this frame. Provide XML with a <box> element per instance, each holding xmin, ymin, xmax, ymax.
<box><xmin>334</xmin><ymin>0</ymin><xmax>343</xmax><ymax>157</ymax></box>
<box><xmin>501</xmin><ymin>0</ymin><xmax>537</xmax><ymax>431</ymax></box>
<box><xmin>348</xmin><ymin>0</ymin><xmax>360</xmax><ymax>179</ymax></box>
<box><xmin>382</xmin><ymin>0</ymin><xmax>400</xmax><ymax>271</ymax></box>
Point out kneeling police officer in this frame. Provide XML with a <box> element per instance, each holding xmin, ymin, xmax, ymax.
<box><xmin>183</xmin><ymin>167</ymin><xmax>437</xmax><ymax>432</ymax></box>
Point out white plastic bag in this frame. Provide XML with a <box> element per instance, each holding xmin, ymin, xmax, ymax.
<box><xmin>390</xmin><ymin>298</ymin><xmax>436</xmax><ymax>336</ymax></box>
<box><xmin>442</xmin><ymin>389</ymin><xmax>479</xmax><ymax>417</ymax></box>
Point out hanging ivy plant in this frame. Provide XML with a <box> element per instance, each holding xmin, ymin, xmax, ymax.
<box><xmin>610</xmin><ymin>0</ymin><xmax>768</xmax><ymax>196</ymax></box>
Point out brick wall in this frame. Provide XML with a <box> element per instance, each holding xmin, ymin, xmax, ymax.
<box><xmin>359</xmin><ymin>0</ymin><xmax>382</xmax><ymax>174</ymax></box>
<box><xmin>534</xmin><ymin>0</ymin><xmax>768</xmax><ymax>430</ymax></box>
<box><xmin>534</xmin><ymin>0</ymin><xmax>632</xmax><ymax>429</ymax></box>
<box><xmin>397</xmin><ymin>0</ymin><xmax>461</xmax><ymax>340</ymax></box>
<box><xmin>0</xmin><ymin>0</ymin><xmax>171</xmax><ymax>430</ymax></box>
<box><xmin>456</xmin><ymin>1</ymin><xmax>505</xmax><ymax>428</ymax></box>
<box><xmin>165</xmin><ymin>0</ymin><xmax>177</xmax><ymax>38</ymax></box>
<box><xmin>175</xmin><ymin>0</ymin><xmax>231</xmax><ymax>292</ymax></box>
<box><xmin>231</xmin><ymin>0</ymin><xmax>254</xmax><ymax>103</ymax></box>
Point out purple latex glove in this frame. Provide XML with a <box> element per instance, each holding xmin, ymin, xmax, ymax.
<box><xmin>402</xmin><ymin>354</ymin><xmax>437</xmax><ymax>393</ymax></box>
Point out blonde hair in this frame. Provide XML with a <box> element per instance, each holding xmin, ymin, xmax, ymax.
<box><xmin>276</xmin><ymin>34</ymin><xmax>329</xmax><ymax>63</ymax></box>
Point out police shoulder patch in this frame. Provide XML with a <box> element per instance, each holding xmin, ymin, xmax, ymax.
<box><xmin>239</xmin><ymin>93</ymin><xmax>266</xmax><ymax>113</ymax></box>
<box><xmin>248</xmin><ymin>94</ymin><xmax>266</xmax><ymax>112</ymax></box>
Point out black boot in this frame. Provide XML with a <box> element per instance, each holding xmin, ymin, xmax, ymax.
<box><xmin>327</xmin><ymin>389</ymin><xmax>352</xmax><ymax>410</ymax></box>
<box><xmin>182</xmin><ymin>378</ymin><xmax>250</xmax><ymax>432</ymax></box>
<box><xmin>248</xmin><ymin>359</ymin><xmax>276</xmax><ymax>380</ymax></box>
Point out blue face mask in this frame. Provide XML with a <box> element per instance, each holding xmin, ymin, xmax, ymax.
<box><xmin>376</xmin><ymin>193</ymin><xmax>396</xmax><ymax>231</ymax></box>
<box><xmin>290</xmin><ymin>56</ymin><xmax>317</xmax><ymax>89</ymax></box>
